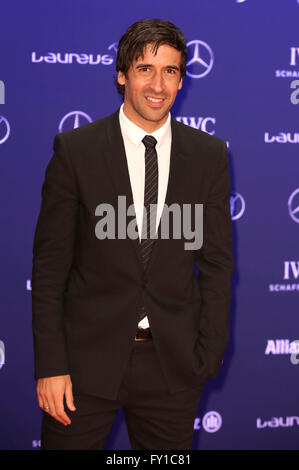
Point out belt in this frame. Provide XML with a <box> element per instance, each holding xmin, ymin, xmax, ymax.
<box><xmin>134</xmin><ymin>327</ymin><xmax>152</xmax><ymax>342</ymax></box>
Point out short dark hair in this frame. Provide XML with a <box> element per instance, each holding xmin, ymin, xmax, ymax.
<box><xmin>114</xmin><ymin>18</ymin><xmax>187</xmax><ymax>95</ymax></box>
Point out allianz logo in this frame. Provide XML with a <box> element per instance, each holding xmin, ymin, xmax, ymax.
<box><xmin>194</xmin><ymin>411</ymin><xmax>222</xmax><ymax>432</ymax></box>
<box><xmin>264</xmin><ymin>132</ymin><xmax>299</xmax><ymax>143</ymax></box>
<box><xmin>31</xmin><ymin>52</ymin><xmax>113</xmax><ymax>65</ymax></box>
<box><xmin>257</xmin><ymin>416</ymin><xmax>299</xmax><ymax>429</ymax></box>
<box><xmin>264</xmin><ymin>339</ymin><xmax>299</xmax><ymax>355</ymax></box>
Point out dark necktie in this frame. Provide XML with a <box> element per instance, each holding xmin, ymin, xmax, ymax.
<box><xmin>138</xmin><ymin>134</ymin><xmax>158</xmax><ymax>322</ymax></box>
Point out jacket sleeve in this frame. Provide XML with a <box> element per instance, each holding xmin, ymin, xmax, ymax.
<box><xmin>194</xmin><ymin>140</ymin><xmax>234</xmax><ymax>380</ymax></box>
<box><xmin>31</xmin><ymin>133</ymin><xmax>79</xmax><ymax>379</ymax></box>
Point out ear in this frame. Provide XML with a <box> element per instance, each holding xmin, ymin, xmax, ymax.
<box><xmin>118</xmin><ymin>70</ymin><xmax>126</xmax><ymax>86</ymax></box>
<box><xmin>178</xmin><ymin>76</ymin><xmax>183</xmax><ymax>90</ymax></box>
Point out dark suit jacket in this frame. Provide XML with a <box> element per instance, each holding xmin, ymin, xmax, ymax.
<box><xmin>31</xmin><ymin>108</ymin><xmax>234</xmax><ymax>399</ymax></box>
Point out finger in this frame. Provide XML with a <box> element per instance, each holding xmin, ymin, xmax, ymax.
<box><xmin>55</xmin><ymin>402</ymin><xmax>71</xmax><ymax>426</ymax></box>
<box><xmin>37</xmin><ymin>392</ymin><xmax>50</xmax><ymax>412</ymax></box>
<box><xmin>53</xmin><ymin>395</ymin><xmax>71</xmax><ymax>426</ymax></box>
<box><xmin>47</xmin><ymin>396</ymin><xmax>68</xmax><ymax>426</ymax></box>
<box><xmin>37</xmin><ymin>393</ymin><xmax>44</xmax><ymax>410</ymax></box>
<box><xmin>65</xmin><ymin>383</ymin><xmax>76</xmax><ymax>412</ymax></box>
<box><xmin>39</xmin><ymin>393</ymin><xmax>51</xmax><ymax>413</ymax></box>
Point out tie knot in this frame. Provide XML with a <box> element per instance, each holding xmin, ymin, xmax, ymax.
<box><xmin>142</xmin><ymin>135</ymin><xmax>157</xmax><ymax>149</ymax></box>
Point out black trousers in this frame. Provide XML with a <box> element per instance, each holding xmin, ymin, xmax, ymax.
<box><xmin>41</xmin><ymin>339</ymin><xmax>205</xmax><ymax>450</ymax></box>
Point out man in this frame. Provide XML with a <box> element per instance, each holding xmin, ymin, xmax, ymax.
<box><xmin>32</xmin><ymin>19</ymin><xmax>234</xmax><ymax>450</ymax></box>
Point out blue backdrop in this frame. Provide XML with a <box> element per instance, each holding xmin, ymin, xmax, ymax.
<box><xmin>1</xmin><ymin>0</ymin><xmax>298</xmax><ymax>450</ymax></box>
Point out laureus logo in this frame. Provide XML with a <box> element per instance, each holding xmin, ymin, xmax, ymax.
<box><xmin>31</xmin><ymin>51</ymin><xmax>113</xmax><ymax>65</ymax></box>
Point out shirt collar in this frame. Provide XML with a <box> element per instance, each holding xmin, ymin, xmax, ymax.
<box><xmin>119</xmin><ymin>103</ymin><xmax>171</xmax><ymax>149</ymax></box>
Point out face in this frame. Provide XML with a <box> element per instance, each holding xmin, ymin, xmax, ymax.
<box><xmin>118</xmin><ymin>43</ymin><xmax>183</xmax><ymax>132</ymax></box>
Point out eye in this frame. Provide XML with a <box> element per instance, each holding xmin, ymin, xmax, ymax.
<box><xmin>139</xmin><ymin>66</ymin><xmax>151</xmax><ymax>72</ymax></box>
<box><xmin>166</xmin><ymin>68</ymin><xmax>176</xmax><ymax>75</ymax></box>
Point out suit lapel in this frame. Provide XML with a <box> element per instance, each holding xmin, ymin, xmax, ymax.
<box><xmin>104</xmin><ymin>109</ymin><xmax>188</xmax><ymax>275</ymax></box>
<box><xmin>104</xmin><ymin>109</ymin><xmax>143</xmax><ymax>267</ymax></box>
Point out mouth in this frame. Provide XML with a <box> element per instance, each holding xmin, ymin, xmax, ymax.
<box><xmin>145</xmin><ymin>96</ymin><xmax>165</xmax><ymax>107</ymax></box>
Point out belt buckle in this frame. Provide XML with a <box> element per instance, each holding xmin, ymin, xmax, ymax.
<box><xmin>134</xmin><ymin>327</ymin><xmax>152</xmax><ymax>342</ymax></box>
<box><xmin>134</xmin><ymin>336</ymin><xmax>147</xmax><ymax>342</ymax></box>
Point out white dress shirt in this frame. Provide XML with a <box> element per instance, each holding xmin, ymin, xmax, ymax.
<box><xmin>119</xmin><ymin>103</ymin><xmax>172</xmax><ymax>329</ymax></box>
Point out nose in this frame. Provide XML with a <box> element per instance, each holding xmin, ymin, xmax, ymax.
<box><xmin>150</xmin><ymin>71</ymin><xmax>164</xmax><ymax>94</ymax></box>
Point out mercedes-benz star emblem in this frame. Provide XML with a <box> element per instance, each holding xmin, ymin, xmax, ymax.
<box><xmin>58</xmin><ymin>111</ymin><xmax>93</xmax><ymax>133</ymax></box>
<box><xmin>0</xmin><ymin>116</ymin><xmax>10</xmax><ymax>144</ymax></box>
<box><xmin>186</xmin><ymin>40</ymin><xmax>214</xmax><ymax>79</ymax></box>
<box><xmin>288</xmin><ymin>188</ymin><xmax>299</xmax><ymax>224</ymax></box>
<box><xmin>230</xmin><ymin>192</ymin><xmax>245</xmax><ymax>220</ymax></box>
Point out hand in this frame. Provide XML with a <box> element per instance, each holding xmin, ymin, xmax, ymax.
<box><xmin>36</xmin><ymin>374</ymin><xmax>76</xmax><ymax>426</ymax></box>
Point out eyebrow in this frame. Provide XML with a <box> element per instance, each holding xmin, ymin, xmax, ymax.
<box><xmin>135</xmin><ymin>64</ymin><xmax>180</xmax><ymax>71</ymax></box>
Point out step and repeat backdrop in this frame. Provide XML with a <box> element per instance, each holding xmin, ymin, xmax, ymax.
<box><xmin>0</xmin><ymin>0</ymin><xmax>298</xmax><ymax>450</ymax></box>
